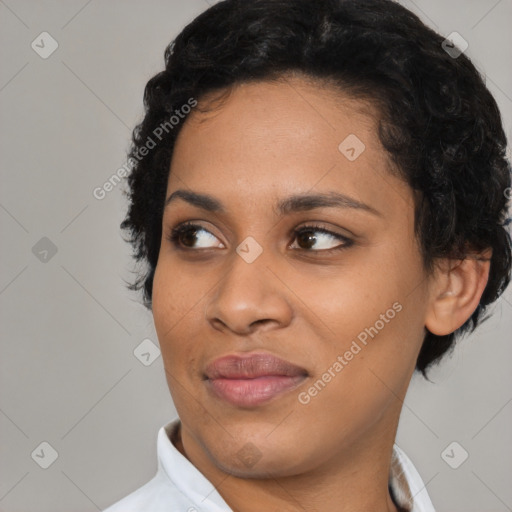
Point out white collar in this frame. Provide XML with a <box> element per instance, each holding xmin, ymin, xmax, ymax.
<box><xmin>156</xmin><ymin>419</ymin><xmax>436</xmax><ymax>512</ymax></box>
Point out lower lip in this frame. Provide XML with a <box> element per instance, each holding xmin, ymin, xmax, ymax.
<box><xmin>206</xmin><ymin>375</ymin><xmax>307</xmax><ymax>407</ymax></box>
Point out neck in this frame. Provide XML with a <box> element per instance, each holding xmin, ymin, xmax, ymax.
<box><xmin>173</xmin><ymin>414</ymin><xmax>402</xmax><ymax>512</ymax></box>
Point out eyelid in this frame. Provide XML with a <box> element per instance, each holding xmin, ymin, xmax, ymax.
<box><xmin>293</xmin><ymin>223</ymin><xmax>354</xmax><ymax>242</ymax></box>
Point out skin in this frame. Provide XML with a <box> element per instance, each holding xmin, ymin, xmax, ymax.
<box><xmin>151</xmin><ymin>73</ymin><xmax>491</xmax><ymax>512</ymax></box>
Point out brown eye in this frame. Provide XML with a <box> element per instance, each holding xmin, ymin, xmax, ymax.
<box><xmin>178</xmin><ymin>226</ymin><xmax>200</xmax><ymax>247</ymax></box>
<box><xmin>295</xmin><ymin>229</ymin><xmax>318</xmax><ymax>250</ymax></box>
<box><xmin>167</xmin><ymin>222</ymin><xmax>224</xmax><ymax>249</ymax></box>
<box><xmin>290</xmin><ymin>225</ymin><xmax>354</xmax><ymax>252</ymax></box>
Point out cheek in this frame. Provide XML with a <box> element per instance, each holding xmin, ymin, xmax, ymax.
<box><xmin>152</xmin><ymin>251</ymin><xmax>209</xmax><ymax>329</ymax></box>
<box><xmin>299</xmin><ymin>244</ymin><xmax>427</xmax><ymax>381</ymax></box>
<box><xmin>152</xmin><ymin>267</ymin><xmax>203</xmax><ymax>416</ymax></box>
<box><xmin>152</xmin><ymin>260</ymin><xmax>198</xmax><ymax>371</ymax></box>
<box><xmin>294</xmin><ymin>294</ymin><xmax>423</xmax><ymax>446</ymax></box>
<box><xmin>305</xmin><ymin>259</ymin><xmax>413</xmax><ymax>338</ymax></box>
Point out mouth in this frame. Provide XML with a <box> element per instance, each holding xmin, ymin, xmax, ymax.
<box><xmin>203</xmin><ymin>352</ymin><xmax>308</xmax><ymax>408</ymax></box>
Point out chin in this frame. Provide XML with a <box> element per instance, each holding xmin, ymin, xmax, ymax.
<box><xmin>201</xmin><ymin>429</ymin><xmax>313</xmax><ymax>479</ymax></box>
<box><xmin>214</xmin><ymin>449</ymin><xmax>307</xmax><ymax>479</ymax></box>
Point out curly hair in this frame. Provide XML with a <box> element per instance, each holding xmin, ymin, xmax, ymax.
<box><xmin>120</xmin><ymin>0</ymin><xmax>511</xmax><ymax>376</ymax></box>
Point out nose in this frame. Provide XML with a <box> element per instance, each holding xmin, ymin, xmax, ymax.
<box><xmin>204</xmin><ymin>250</ymin><xmax>294</xmax><ymax>335</ymax></box>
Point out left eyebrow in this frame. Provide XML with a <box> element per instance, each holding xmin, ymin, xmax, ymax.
<box><xmin>275</xmin><ymin>191</ymin><xmax>382</xmax><ymax>217</ymax></box>
<box><xmin>164</xmin><ymin>189</ymin><xmax>382</xmax><ymax>217</ymax></box>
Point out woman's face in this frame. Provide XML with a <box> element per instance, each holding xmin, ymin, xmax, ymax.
<box><xmin>152</xmin><ymin>76</ymin><xmax>432</xmax><ymax>477</ymax></box>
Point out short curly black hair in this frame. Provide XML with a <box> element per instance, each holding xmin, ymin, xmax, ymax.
<box><xmin>121</xmin><ymin>0</ymin><xmax>511</xmax><ymax>376</ymax></box>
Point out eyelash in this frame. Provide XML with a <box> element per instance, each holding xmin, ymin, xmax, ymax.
<box><xmin>166</xmin><ymin>221</ymin><xmax>354</xmax><ymax>254</ymax></box>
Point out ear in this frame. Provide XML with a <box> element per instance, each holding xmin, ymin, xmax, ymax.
<box><xmin>425</xmin><ymin>249</ymin><xmax>492</xmax><ymax>336</ymax></box>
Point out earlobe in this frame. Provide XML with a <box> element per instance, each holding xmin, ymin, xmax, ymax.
<box><xmin>425</xmin><ymin>250</ymin><xmax>492</xmax><ymax>336</ymax></box>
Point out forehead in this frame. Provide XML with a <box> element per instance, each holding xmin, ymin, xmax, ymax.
<box><xmin>166</xmin><ymin>77</ymin><xmax>413</xmax><ymax>219</ymax></box>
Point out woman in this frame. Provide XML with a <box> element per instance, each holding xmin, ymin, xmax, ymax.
<box><xmin>104</xmin><ymin>0</ymin><xmax>511</xmax><ymax>510</ymax></box>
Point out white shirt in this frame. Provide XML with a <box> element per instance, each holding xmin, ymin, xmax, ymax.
<box><xmin>103</xmin><ymin>419</ymin><xmax>435</xmax><ymax>512</ymax></box>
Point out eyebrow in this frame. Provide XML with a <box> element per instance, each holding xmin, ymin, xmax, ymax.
<box><xmin>164</xmin><ymin>189</ymin><xmax>382</xmax><ymax>217</ymax></box>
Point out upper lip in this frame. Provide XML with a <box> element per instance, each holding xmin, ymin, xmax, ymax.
<box><xmin>204</xmin><ymin>352</ymin><xmax>308</xmax><ymax>380</ymax></box>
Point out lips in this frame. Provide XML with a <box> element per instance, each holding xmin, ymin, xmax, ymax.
<box><xmin>204</xmin><ymin>353</ymin><xmax>308</xmax><ymax>408</ymax></box>
<box><xmin>204</xmin><ymin>353</ymin><xmax>308</xmax><ymax>379</ymax></box>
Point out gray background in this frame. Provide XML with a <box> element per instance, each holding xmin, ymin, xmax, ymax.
<box><xmin>0</xmin><ymin>1</ymin><xmax>511</xmax><ymax>511</ymax></box>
